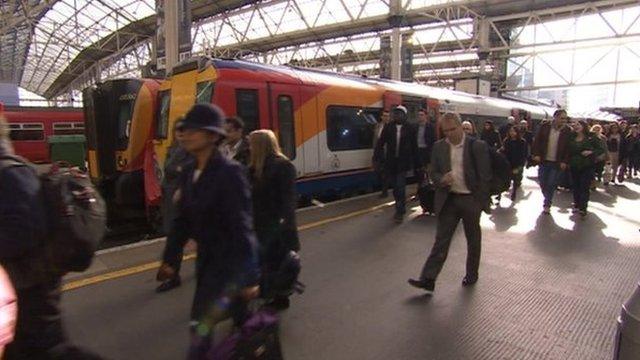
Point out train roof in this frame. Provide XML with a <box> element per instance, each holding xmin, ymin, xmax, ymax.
<box><xmin>206</xmin><ymin>57</ymin><xmax>554</xmax><ymax>119</ymax></box>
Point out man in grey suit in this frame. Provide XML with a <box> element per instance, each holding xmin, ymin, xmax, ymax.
<box><xmin>408</xmin><ymin>113</ymin><xmax>492</xmax><ymax>294</ymax></box>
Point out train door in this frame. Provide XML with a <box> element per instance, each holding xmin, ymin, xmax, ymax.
<box><xmin>297</xmin><ymin>85</ymin><xmax>321</xmax><ymax>175</ymax></box>
<box><xmin>267</xmin><ymin>82</ymin><xmax>304</xmax><ymax>176</ymax></box>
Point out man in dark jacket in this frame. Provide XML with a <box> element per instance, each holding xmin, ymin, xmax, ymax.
<box><xmin>157</xmin><ymin>104</ymin><xmax>259</xmax><ymax>359</ymax></box>
<box><xmin>408</xmin><ymin>113</ymin><xmax>491</xmax><ymax>294</ymax></box>
<box><xmin>0</xmin><ymin>117</ymin><xmax>102</xmax><ymax>359</ymax></box>
<box><xmin>416</xmin><ymin>108</ymin><xmax>436</xmax><ymax>169</ymax></box>
<box><xmin>499</xmin><ymin>116</ymin><xmax>516</xmax><ymax>140</ymax></box>
<box><xmin>531</xmin><ymin>109</ymin><xmax>572</xmax><ymax>214</ymax></box>
<box><xmin>374</xmin><ymin>105</ymin><xmax>421</xmax><ymax>223</ymax></box>
<box><xmin>480</xmin><ymin>120</ymin><xmax>502</xmax><ymax>150</ymax></box>
<box><xmin>222</xmin><ymin>116</ymin><xmax>250</xmax><ymax>166</ymax></box>
<box><xmin>156</xmin><ymin>121</ymin><xmax>191</xmax><ymax>293</ymax></box>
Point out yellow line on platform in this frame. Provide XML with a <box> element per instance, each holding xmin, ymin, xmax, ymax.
<box><xmin>62</xmin><ymin>200</ymin><xmax>395</xmax><ymax>292</ymax></box>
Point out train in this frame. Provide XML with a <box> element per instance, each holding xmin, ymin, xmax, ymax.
<box><xmin>83</xmin><ymin>78</ymin><xmax>162</xmax><ymax>226</ymax></box>
<box><xmin>152</xmin><ymin>57</ymin><xmax>556</xmax><ymax>196</ymax></box>
<box><xmin>84</xmin><ymin>56</ymin><xmax>560</xmax><ymax>229</ymax></box>
<box><xmin>1</xmin><ymin>106</ymin><xmax>84</xmax><ymax>163</ymax></box>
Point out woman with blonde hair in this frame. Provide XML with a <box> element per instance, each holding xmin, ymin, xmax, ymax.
<box><xmin>249</xmin><ymin>130</ymin><xmax>300</xmax><ymax>310</ymax></box>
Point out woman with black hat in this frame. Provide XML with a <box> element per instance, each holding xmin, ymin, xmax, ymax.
<box><xmin>157</xmin><ymin>104</ymin><xmax>260</xmax><ymax>359</ymax></box>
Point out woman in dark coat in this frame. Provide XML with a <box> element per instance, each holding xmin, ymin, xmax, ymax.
<box><xmin>158</xmin><ymin>104</ymin><xmax>259</xmax><ymax>359</ymax></box>
<box><xmin>503</xmin><ymin>127</ymin><xmax>528</xmax><ymax>201</ymax></box>
<box><xmin>480</xmin><ymin>120</ymin><xmax>502</xmax><ymax>149</ymax></box>
<box><xmin>249</xmin><ymin>129</ymin><xmax>300</xmax><ymax>310</ymax></box>
<box><xmin>568</xmin><ymin>120</ymin><xmax>605</xmax><ymax>217</ymax></box>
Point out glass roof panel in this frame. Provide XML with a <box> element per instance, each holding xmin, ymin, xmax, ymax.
<box><xmin>20</xmin><ymin>0</ymin><xmax>155</xmax><ymax>94</ymax></box>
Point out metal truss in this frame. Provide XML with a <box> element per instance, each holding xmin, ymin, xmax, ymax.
<box><xmin>9</xmin><ymin>0</ymin><xmax>640</xmax><ymax>105</ymax></box>
<box><xmin>16</xmin><ymin>0</ymin><xmax>156</xmax><ymax>96</ymax></box>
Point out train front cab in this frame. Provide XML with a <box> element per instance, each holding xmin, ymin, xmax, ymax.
<box><xmin>154</xmin><ymin>59</ymin><xmax>216</xmax><ymax>169</ymax></box>
<box><xmin>84</xmin><ymin>78</ymin><xmax>160</xmax><ymax>221</ymax></box>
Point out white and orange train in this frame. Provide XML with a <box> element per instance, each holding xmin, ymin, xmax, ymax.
<box><xmin>84</xmin><ymin>57</ymin><xmax>556</xmax><ymax>224</ymax></box>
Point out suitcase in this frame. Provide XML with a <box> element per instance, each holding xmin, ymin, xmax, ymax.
<box><xmin>417</xmin><ymin>184</ymin><xmax>435</xmax><ymax>215</ymax></box>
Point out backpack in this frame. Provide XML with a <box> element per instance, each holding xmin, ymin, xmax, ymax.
<box><xmin>470</xmin><ymin>139</ymin><xmax>511</xmax><ymax>195</ymax></box>
<box><xmin>0</xmin><ymin>157</ymin><xmax>106</xmax><ymax>275</ymax></box>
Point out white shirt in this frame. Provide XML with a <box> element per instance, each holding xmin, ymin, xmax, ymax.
<box><xmin>395</xmin><ymin>124</ymin><xmax>402</xmax><ymax>157</ymax></box>
<box><xmin>448</xmin><ymin>135</ymin><xmax>471</xmax><ymax>194</ymax></box>
<box><xmin>546</xmin><ymin>127</ymin><xmax>561</xmax><ymax>162</ymax></box>
<box><xmin>375</xmin><ymin>123</ymin><xmax>384</xmax><ymax>141</ymax></box>
<box><xmin>222</xmin><ymin>140</ymin><xmax>242</xmax><ymax>160</ymax></box>
<box><xmin>193</xmin><ymin>169</ymin><xmax>202</xmax><ymax>183</ymax></box>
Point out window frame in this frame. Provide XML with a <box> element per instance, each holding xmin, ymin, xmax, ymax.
<box><xmin>326</xmin><ymin>105</ymin><xmax>379</xmax><ymax>152</ymax></box>
<box><xmin>8</xmin><ymin>123</ymin><xmax>45</xmax><ymax>142</ymax></box>
<box><xmin>277</xmin><ymin>95</ymin><xmax>296</xmax><ymax>160</ymax></box>
<box><xmin>195</xmin><ymin>81</ymin><xmax>214</xmax><ymax>104</ymax></box>
<box><xmin>155</xmin><ymin>89</ymin><xmax>171</xmax><ymax>140</ymax></box>
<box><xmin>235</xmin><ymin>89</ymin><xmax>259</xmax><ymax>134</ymax></box>
<box><xmin>52</xmin><ymin>122</ymin><xmax>85</xmax><ymax>136</ymax></box>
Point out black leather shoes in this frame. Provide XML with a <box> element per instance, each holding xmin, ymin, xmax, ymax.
<box><xmin>462</xmin><ymin>276</ymin><xmax>478</xmax><ymax>287</ymax></box>
<box><xmin>156</xmin><ymin>276</ymin><xmax>181</xmax><ymax>293</ymax></box>
<box><xmin>408</xmin><ymin>278</ymin><xmax>435</xmax><ymax>294</ymax></box>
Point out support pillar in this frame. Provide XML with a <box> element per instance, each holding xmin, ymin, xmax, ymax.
<box><xmin>163</xmin><ymin>0</ymin><xmax>179</xmax><ymax>71</ymax></box>
<box><xmin>389</xmin><ymin>0</ymin><xmax>404</xmax><ymax>81</ymax></box>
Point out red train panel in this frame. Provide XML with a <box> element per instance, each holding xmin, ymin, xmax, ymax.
<box><xmin>1</xmin><ymin>106</ymin><xmax>84</xmax><ymax>163</ymax></box>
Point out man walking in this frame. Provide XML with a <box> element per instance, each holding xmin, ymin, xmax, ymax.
<box><xmin>373</xmin><ymin>110</ymin><xmax>391</xmax><ymax>198</ymax></box>
<box><xmin>374</xmin><ymin>105</ymin><xmax>421</xmax><ymax>223</ymax></box>
<box><xmin>416</xmin><ymin>108</ymin><xmax>437</xmax><ymax>171</ymax></box>
<box><xmin>531</xmin><ymin>109</ymin><xmax>571</xmax><ymax>214</ymax></box>
<box><xmin>408</xmin><ymin>113</ymin><xmax>491</xmax><ymax>294</ymax></box>
<box><xmin>221</xmin><ymin>116</ymin><xmax>250</xmax><ymax>166</ymax></box>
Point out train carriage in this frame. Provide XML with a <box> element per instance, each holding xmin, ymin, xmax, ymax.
<box><xmin>154</xmin><ymin>57</ymin><xmax>554</xmax><ymax>199</ymax></box>
<box><xmin>83</xmin><ymin>78</ymin><xmax>161</xmax><ymax>224</ymax></box>
<box><xmin>2</xmin><ymin>106</ymin><xmax>84</xmax><ymax>163</ymax></box>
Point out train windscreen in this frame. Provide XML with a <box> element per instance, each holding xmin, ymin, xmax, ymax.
<box><xmin>84</xmin><ymin>80</ymin><xmax>142</xmax><ymax>178</ymax></box>
<box><xmin>155</xmin><ymin>90</ymin><xmax>171</xmax><ymax>139</ymax></box>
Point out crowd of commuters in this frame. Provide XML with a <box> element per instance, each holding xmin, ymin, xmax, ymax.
<box><xmin>369</xmin><ymin>106</ymin><xmax>639</xmax><ymax>295</ymax></box>
<box><xmin>0</xmin><ymin>98</ymin><xmax>638</xmax><ymax>358</ymax></box>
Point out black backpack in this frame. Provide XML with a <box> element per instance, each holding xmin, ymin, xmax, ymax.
<box><xmin>0</xmin><ymin>157</ymin><xmax>106</xmax><ymax>275</ymax></box>
<box><xmin>470</xmin><ymin>140</ymin><xmax>511</xmax><ymax>195</ymax></box>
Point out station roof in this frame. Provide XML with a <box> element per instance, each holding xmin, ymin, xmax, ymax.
<box><xmin>2</xmin><ymin>0</ymin><xmax>637</xmax><ymax>99</ymax></box>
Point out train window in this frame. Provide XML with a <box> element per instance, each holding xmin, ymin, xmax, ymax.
<box><xmin>9</xmin><ymin>123</ymin><xmax>45</xmax><ymax>141</ymax></box>
<box><xmin>156</xmin><ymin>90</ymin><xmax>171</xmax><ymax>139</ymax></box>
<box><xmin>196</xmin><ymin>81</ymin><xmax>214</xmax><ymax>104</ymax></box>
<box><xmin>236</xmin><ymin>89</ymin><xmax>259</xmax><ymax>133</ymax></box>
<box><xmin>326</xmin><ymin>106</ymin><xmax>378</xmax><ymax>152</ymax></box>
<box><xmin>277</xmin><ymin>95</ymin><xmax>296</xmax><ymax>160</ymax></box>
<box><xmin>53</xmin><ymin>123</ymin><xmax>84</xmax><ymax>135</ymax></box>
<box><xmin>117</xmin><ymin>99</ymin><xmax>134</xmax><ymax>150</ymax></box>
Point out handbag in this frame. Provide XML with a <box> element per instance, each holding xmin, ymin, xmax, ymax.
<box><xmin>208</xmin><ymin>309</ymin><xmax>283</xmax><ymax>360</ymax></box>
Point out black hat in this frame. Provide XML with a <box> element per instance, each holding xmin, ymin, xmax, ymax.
<box><xmin>176</xmin><ymin>103</ymin><xmax>227</xmax><ymax>136</ymax></box>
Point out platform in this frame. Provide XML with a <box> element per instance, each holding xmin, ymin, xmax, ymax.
<box><xmin>60</xmin><ymin>172</ymin><xmax>640</xmax><ymax>360</ymax></box>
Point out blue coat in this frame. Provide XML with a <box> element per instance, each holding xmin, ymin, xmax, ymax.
<box><xmin>0</xmin><ymin>141</ymin><xmax>48</xmax><ymax>289</ymax></box>
<box><xmin>162</xmin><ymin>152</ymin><xmax>259</xmax><ymax>320</ymax></box>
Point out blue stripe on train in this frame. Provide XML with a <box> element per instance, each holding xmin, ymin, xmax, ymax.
<box><xmin>296</xmin><ymin>171</ymin><xmax>378</xmax><ymax>198</ymax></box>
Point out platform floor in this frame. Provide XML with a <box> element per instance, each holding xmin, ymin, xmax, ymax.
<box><xmin>61</xmin><ymin>173</ymin><xmax>640</xmax><ymax>360</ymax></box>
